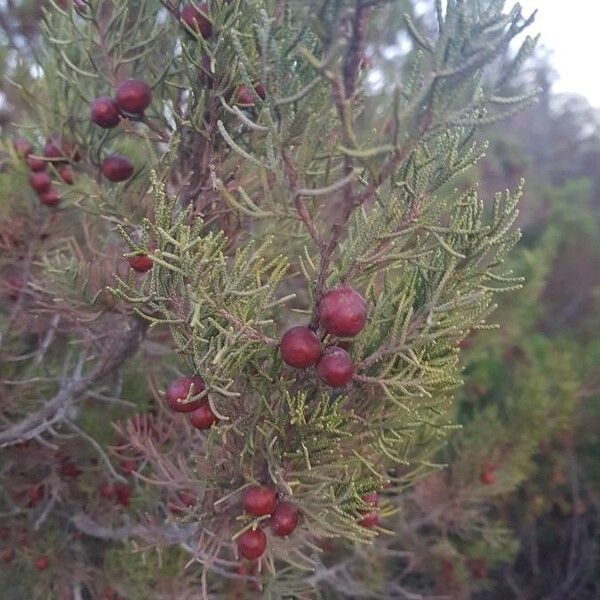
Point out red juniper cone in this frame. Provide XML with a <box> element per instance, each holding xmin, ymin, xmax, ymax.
<box><xmin>34</xmin><ymin>555</ymin><xmax>49</xmax><ymax>572</ymax></box>
<box><xmin>58</xmin><ymin>165</ymin><xmax>74</xmax><ymax>185</ymax></box>
<box><xmin>280</xmin><ymin>326</ymin><xmax>321</xmax><ymax>368</ymax></box>
<box><xmin>319</xmin><ymin>287</ymin><xmax>368</xmax><ymax>337</ymax></box>
<box><xmin>29</xmin><ymin>172</ymin><xmax>52</xmax><ymax>194</ymax></box>
<box><xmin>358</xmin><ymin>511</ymin><xmax>379</xmax><ymax>528</ymax></box>
<box><xmin>165</xmin><ymin>376</ymin><xmax>206</xmax><ymax>413</ymax></box>
<box><xmin>115</xmin><ymin>79</ymin><xmax>152</xmax><ymax>115</ymax></box>
<box><xmin>0</xmin><ymin>547</ymin><xmax>15</xmax><ymax>565</ymax></box>
<box><xmin>271</xmin><ymin>502</ymin><xmax>300</xmax><ymax>537</ymax></box>
<box><xmin>128</xmin><ymin>254</ymin><xmax>153</xmax><ymax>273</ymax></box>
<box><xmin>317</xmin><ymin>346</ymin><xmax>354</xmax><ymax>387</ymax></box>
<box><xmin>13</xmin><ymin>138</ymin><xmax>32</xmax><ymax>157</ymax></box>
<box><xmin>480</xmin><ymin>470</ymin><xmax>495</xmax><ymax>485</ymax></box>
<box><xmin>114</xmin><ymin>483</ymin><xmax>132</xmax><ymax>507</ymax></box>
<box><xmin>99</xmin><ymin>483</ymin><xmax>114</xmax><ymax>499</ymax></box>
<box><xmin>243</xmin><ymin>485</ymin><xmax>277</xmax><ymax>517</ymax></box>
<box><xmin>358</xmin><ymin>492</ymin><xmax>379</xmax><ymax>527</ymax></box>
<box><xmin>235</xmin><ymin>84</ymin><xmax>255</xmax><ymax>106</ymax></box>
<box><xmin>43</xmin><ymin>140</ymin><xmax>65</xmax><ymax>162</ymax></box>
<box><xmin>189</xmin><ymin>403</ymin><xmax>218</xmax><ymax>430</ymax></box>
<box><xmin>27</xmin><ymin>156</ymin><xmax>47</xmax><ymax>171</ymax></box>
<box><xmin>101</xmin><ymin>154</ymin><xmax>134</xmax><ymax>182</ymax></box>
<box><xmin>237</xmin><ymin>528</ymin><xmax>267</xmax><ymax>561</ymax></box>
<box><xmin>180</xmin><ymin>3</ymin><xmax>212</xmax><ymax>38</ymax></box>
<box><xmin>90</xmin><ymin>96</ymin><xmax>120</xmax><ymax>128</ymax></box>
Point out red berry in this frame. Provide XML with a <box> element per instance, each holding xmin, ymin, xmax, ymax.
<box><xmin>128</xmin><ymin>254</ymin><xmax>153</xmax><ymax>273</ymax></box>
<box><xmin>271</xmin><ymin>502</ymin><xmax>299</xmax><ymax>537</ymax></box>
<box><xmin>319</xmin><ymin>287</ymin><xmax>367</xmax><ymax>337</ymax></box>
<box><xmin>255</xmin><ymin>83</ymin><xmax>266</xmax><ymax>100</ymax></box>
<box><xmin>34</xmin><ymin>555</ymin><xmax>49</xmax><ymax>571</ymax></box>
<box><xmin>358</xmin><ymin>511</ymin><xmax>379</xmax><ymax>528</ymax></box>
<box><xmin>280</xmin><ymin>326</ymin><xmax>321</xmax><ymax>369</ymax></box>
<box><xmin>243</xmin><ymin>485</ymin><xmax>277</xmax><ymax>517</ymax></box>
<box><xmin>165</xmin><ymin>376</ymin><xmax>206</xmax><ymax>413</ymax></box>
<box><xmin>39</xmin><ymin>188</ymin><xmax>61</xmax><ymax>207</ymax></box>
<box><xmin>115</xmin><ymin>79</ymin><xmax>152</xmax><ymax>115</ymax></box>
<box><xmin>480</xmin><ymin>471</ymin><xmax>495</xmax><ymax>485</ymax></box>
<box><xmin>237</xmin><ymin>528</ymin><xmax>267</xmax><ymax>561</ymax></box>
<box><xmin>362</xmin><ymin>492</ymin><xmax>379</xmax><ymax>508</ymax></box>
<box><xmin>43</xmin><ymin>140</ymin><xmax>65</xmax><ymax>162</ymax></box>
<box><xmin>101</xmin><ymin>154</ymin><xmax>134</xmax><ymax>182</ymax></box>
<box><xmin>58</xmin><ymin>165</ymin><xmax>74</xmax><ymax>184</ymax></box>
<box><xmin>180</xmin><ymin>4</ymin><xmax>212</xmax><ymax>38</ymax></box>
<box><xmin>29</xmin><ymin>172</ymin><xmax>52</xmax><ymax>194</ymax></box>
<box><xmin>466</xmin><ymin>557</ymin><xmax>487</xmax><ymax>579</ymax></box>
<box><xmin>59</xmin><ymin>461</ymin><xmax>82</xmax><ymax>479</ymax></box>
<box><xmin>26</xmin><ymin>485</ymin><xmax>44</xmax><ymax>507</ymax></box>
<box><xmin>99</xmin><ymin>483</ymin><xmax>114</xmax><ymax>499</ymax></box>
<box><xmin>6</xmin><ymin>275</ymin><xmax>24</xmax><ymax>301</ymax></box>
<box><xmin>189</xmin><ymin>403</ymin><xmax>218</xmax><ymax>430</ymax></box>
<box><xmin>235</xmin><ymin>84</ymin><xmax>255</xmax><ymax>106</ymax></box>
<box><xmin>177</xmin><ymin>490</ymin><xmax>196</xmax><ymax>507</ymax></box>
<box><xmin>90</xmin><ymin>96</ymin><xmax>120</xmax><ymax>128</ymax></box>
<box><xmin>316</xmin><ymin>346</ymin><xmax>354</xmax><ymax>387</ymax></box>
<box><xmin>13</xmin><ymin>138</ymin><xmax>32</xmax><ymax>157</ymax></box>
<box><xmin>27</xmin><ymin>156</ymin><xmax>47</xmax><ymax>172</ymax></box>
<box><xmin>114</xmin><ymin>483</ymin><xmax>132</xmax><ymax>507</ymax></box>
<box><xmin>0</xmin><ymin>548</ymin><xmax>15</xmax><ymax>565</ymax></box>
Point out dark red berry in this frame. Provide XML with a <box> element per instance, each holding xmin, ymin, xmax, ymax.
<box><xmin>114</xmin><ymin>483</ymin><xmax>132</xmax><ymax>507</ymax></box>
<box><xmin>26</xmin><ymin>485</ymin><xmax>44</xmax><ymax>507</ymax></box>
<box><xmin>6</xmin><ymin>275</ymin><xmax>24</xmax><ymax>301</ymax></box>
<box><xmin>280</xmin><ymin>326</ymin><xmax>321</xmax><ymax>369</ymax></box>
<box><xmin>237</xmin><ymin>528</ymin><xmax>267</xmax><ymax>561</ymax></box>
<box><xmin>115</xmin><ymin>79</ymin><xmax>152</xmax><ymax>115</ymax></box>
<box><xmin>58</xmin><ymin>165</ymin><xmax>74</xmax><ymax>184</ymax></box>
<box><xmin>466</xmin><ymin>557</ymin><xmax>487</xmax><ymax>579</ymax></box>
<box><xmin>177</xmin><ymin>490</ymin><xmax>196</xmax><ymax>507</ymax></box>
<box><xmin>101</xmin><ymin>154</ymin><xmax>134</xmax><ymax>182</ymax></box>
<box><xmin>34</xmin><ymin>555</ymin><xmax>49</xmax><ymax>571</ymax></box>
<box><xmin>39</xmin><ymin>189</ymin><xmax>61</xmax><ymax>207</ymax></box>
<box><xmin>243</xmin><ymin>485</ymin><xmax>277</xmax><ymax>517</ymax></box>
<box><xmin>271</xmin><ymin>502</ymin><xmax>299</xmax><ymax>537</ymax></box>
<box><xmin>27</xmin><ymin>156</ymin><xmax>47</xmax><ymax>172</ymax></box>
<box><xmin>235</xmin><ymin>84</ymin><xmax>255</xmax><ymax>106</ymax></box>
<box><xmin>480</xmin><ymin>471</ymin><xmax>495</xmax><ymax>485</ymax></box>
<box><xmin>362</xmin><ymin>492</ymin><xmax>379</xmax><ymax>508</ymax></box>
<box><xmin>90</xmin><ymin>96</ymin><xmax>120</xmax><ymax>128</ymax></box>
<box><xmin>43</xmin><ymin>140</ymin><xmax>65</xmax><ymax>162</ymax></box>
<box><xmin>13</xmin><ymin>138</ymin><xmax>32</xmax><ymax>157</ymax></box>
<box><xmin>255</xmin><ymin>83</ymin><xmax>266</xmax><ymax>100</ymax></box>
<box><xmin>180</xmin><ymin>3</ymin><xmax>212</xmax><ymax>38</ymax></box>
<box><xmin>317</xmin><ymin>346</ymin><xmax>354</xmax><ymax>387</ymax></box>
<box><xmin>128</xmin><ymin>254</ymin><xmax>153</xmax><ymax>273</ymax></box>
<box><xmin>59</xmin><ymin>461</ymin><xmax>82</xmax><ymax>479</ymax></box>
<box><xmin>189</xmin><ymin>403</ymin><xmax>218</xmax><ymax>430</ymax></box>
<box><xmin>99</xmin><ymin>483</ymin><xmax>114</xmax><ymax>499</ymax></box>
<box><xmin>319</xmin><ymin>287</ymin><xmax>367</xmax><ymax>337</ymax></box>
<box><xmin>358</xmin><ymin>511</ymin><xmax>379</xmax><ymax>528</ymax></box>
<box><xmin>29</xmin><ymin>172</ymin><xmax>52</xmax><ymax>194</ymax></box>
<box><xmin>0</xmin><ymin>548</ymin><xmax>15</xmax><ymax>565</ymax></box>
<box><xmin>165</xmin><ymin>376</ymin><xmax>206</xmax><ymax>413</ymax></box>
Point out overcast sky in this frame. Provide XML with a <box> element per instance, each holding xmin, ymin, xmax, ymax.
<box><xmin>518</xmin><ymin>0</ymin><xmax>600</xmax><ymax>106</ymax></box>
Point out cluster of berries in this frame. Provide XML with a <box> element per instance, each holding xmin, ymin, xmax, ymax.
<box><xmin>280</xmin><ymin>287</ymin><xmax>367</xmax><ymax>387</ymax></box>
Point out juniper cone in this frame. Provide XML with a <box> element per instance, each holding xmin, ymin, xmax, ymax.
<box><xmin>0</xmin><ymin>0</ymin><xmax>545</xmax><ymax>597</ymax></box>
